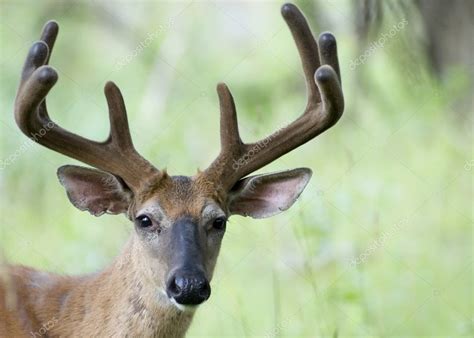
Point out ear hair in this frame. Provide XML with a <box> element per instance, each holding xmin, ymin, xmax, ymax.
<box><xmin>228</xmin><ymin>168</ymin><xmax>312</xmax><ymax>219</ymax></box>
<box><xmin>57</xmin><ymin>165</ymin><xmax>133</xmax><ymax>216</ymax></box>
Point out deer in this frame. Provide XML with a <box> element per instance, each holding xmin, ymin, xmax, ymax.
<box><xmin>0</xmin><ymin>3</ymin><xmax>343</xmax><ymax>337</ymax></box>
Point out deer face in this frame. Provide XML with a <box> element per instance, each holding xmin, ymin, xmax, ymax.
<box><xmin>57</xmin><ymin>166</ymin><xmax>312</xmax><ymax>309</ymax></box>
<box><xmin>15</xmin><ymin>4</ymin><xmax>343</xmax><ymax>312</ymax></box>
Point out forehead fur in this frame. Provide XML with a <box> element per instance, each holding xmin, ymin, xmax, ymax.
<box><xmin>133</xmin><ymin>172</ymin><xmax>224</xmax><ymax>219</ymax></box>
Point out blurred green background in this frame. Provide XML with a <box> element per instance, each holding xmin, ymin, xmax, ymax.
<box><xmin>0</xmin><ymin>0</ymin><xmax>472</xmax><ymax>336</ymax></box>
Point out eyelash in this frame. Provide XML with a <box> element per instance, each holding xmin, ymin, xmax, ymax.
<box><xmin>135</xmin><ymin>215</ymin><xmax>161</xmax><ymax>233</ymax></box>
<box><xmin>136</xmin><ymin>214</ymin><xmax>225</xmax><ymax>233</ymax></box>
<box><xmin>211</xmin><ymin>217</ymin><xmax>227</xmax><ymax>231</ymax></box>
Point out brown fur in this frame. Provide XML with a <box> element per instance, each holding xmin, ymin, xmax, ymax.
<box><xmin>1</xmin><ymin>237</ymin><xmax>195</xmax><ymax>338</ymax></box>
<box><xmin>135</xmin><ymin>174</ymin><xmax>222</xmax><ymax>218</ymax></box>
<box><xmin>0</xmin><ymin>175</ymin><xmax>225</xmax><ymax>338</ymax></box>
<box><xmin>5</xmin><ymin>3</ymin><xmax>344</xmax><ymax>336</ymax></box>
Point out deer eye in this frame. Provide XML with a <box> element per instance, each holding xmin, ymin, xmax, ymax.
<box><xmin>212</xmin><ymin>217</ymin><xmax>227</xmax><ymax>231</ymax></box>
<box><xmin>136</xmin><ymin>215</ymin><xmax>153</xmax><ymax>228</ymax></box>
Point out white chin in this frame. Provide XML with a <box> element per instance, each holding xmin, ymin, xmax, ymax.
<box><xmin>170</xmin><ymin>297</ymin><xmax>199</xmax><ymax>312</ymax></box>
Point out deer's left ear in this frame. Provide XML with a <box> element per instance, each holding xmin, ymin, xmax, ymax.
<box><xmin>57</xmin><ymin>165</ymin><xmax>133</xmax><ymax>216</ymax></box>
<box><xmin>228</xmin><ymin>168</ymin><xmax>312</xmax><ymax>219</ymax></box>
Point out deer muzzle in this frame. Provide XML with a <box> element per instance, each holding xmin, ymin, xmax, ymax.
<box><xmin>165</xmin><ymin>218</ymin><xmax>211</xmax><ymax>307</ymax></box>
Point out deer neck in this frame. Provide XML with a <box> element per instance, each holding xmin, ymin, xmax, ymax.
<box><xmin>48</xmin><ymin>235</ymin><xmax>195</xmax><ymax>338</ymax></box>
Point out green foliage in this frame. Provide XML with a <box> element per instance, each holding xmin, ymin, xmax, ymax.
<box><xmin>0</xmin><ymin>1</ymin><xmax>472</xmax><ymax>336</ymax></box>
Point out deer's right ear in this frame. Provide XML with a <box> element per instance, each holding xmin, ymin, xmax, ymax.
<box><xmin>57</xmin><ymin>165</ymin><xmax>133</xmax><ymax>216</ymax></box>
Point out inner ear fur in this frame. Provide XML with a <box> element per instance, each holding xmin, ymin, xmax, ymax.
<box><xmin>57</xmin><ymin>165</ymin><xmax>133</xmax><ymax>216</ymax></box>
<box><xmin>227</xmin><ymin>168</ymin><xmax>312</xmax><ymax>219</ymax></box>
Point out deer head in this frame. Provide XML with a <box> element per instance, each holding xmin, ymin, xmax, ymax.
<box><xmin>14</xmin><ymin>4</ymin><xmax>343</xmax><ymax>310</ymax></box>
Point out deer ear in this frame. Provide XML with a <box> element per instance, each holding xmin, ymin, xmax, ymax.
<box><xmin>228</xmin><ymin>168</ymin><xmax>312</xmax><ymax>219</ymax></box>
<box><xmin>57</xmin><ymin>165</ymin><xmax>132</xmax><ymax>216</ymax></box>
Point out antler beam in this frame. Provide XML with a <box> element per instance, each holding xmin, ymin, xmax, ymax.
<box><xmin>203</xmin><ymin>3</ymin><xmax>344</xmax><ymax>191</ymax></box>
<box><xmin>14</xmin><ymin>21</ymin><xmax>158</xmax><ymax>191</ymax></box>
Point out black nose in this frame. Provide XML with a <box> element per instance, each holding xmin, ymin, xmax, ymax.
<box><xmin>166</xmin><ymin>271</ymin><xmax>211</xmax><ymax>305</ymax></box>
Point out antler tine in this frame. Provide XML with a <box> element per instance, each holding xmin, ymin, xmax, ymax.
<box><xmin>105</xmin><ymin>81</ymin><xmax>135</xmax><ymax>151</ymax></box>
<box><xmin>217</xmin><ymin>83</ymin><xmax>242</xmax><ymax>153</ymax></box>
<box><xmin>14</xmin><ymin>21</ymin><xmax>158</xmax><ymax>191</ymax></box>
<box><xmin>203</xmin><ymin>3</ymin><xmax>344</xmax><ymax>192</ymax></box>
<box><xmin>282</xmin><ymin>3</ymin><xmax>322</xmax><ymax>104</ymax></box>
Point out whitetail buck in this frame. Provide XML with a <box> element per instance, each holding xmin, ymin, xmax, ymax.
<box><xmin>0</xmin><ymin>3</ymin><xmax>343</xmax><ymax>337</ymax></box>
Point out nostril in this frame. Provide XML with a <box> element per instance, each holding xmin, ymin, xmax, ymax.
<box><xmin>199</xmin><ymin>281</ymin><xmax>211</xmax><ymax>300</ymax></box>
<box><xmin>166</xmin><ymin>275</ymin><xmax>183</xmax><ymax>298</ymax></box>
<box><xmin>166</xmin><ymin>272</ymin><xmax>211</xmax><ymax>305</ymax></box>
<box><xmin>174</xmin><ymin>276</ymin><xmax>186</xmax><ymax>292</ymax></box>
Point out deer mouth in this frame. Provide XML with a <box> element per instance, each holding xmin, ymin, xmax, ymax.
<box><xmin>169</xmin><ymin>298</ymin><xmax>201</xmax><ymax>312</ymax></box>
<box><xmin>160</xmin><ymin>289</ymin><xmax>206</xmax><ymax>312</ymax></box>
